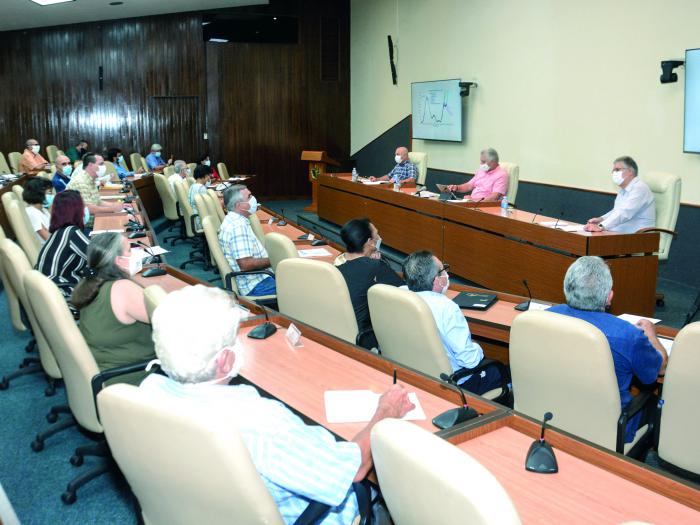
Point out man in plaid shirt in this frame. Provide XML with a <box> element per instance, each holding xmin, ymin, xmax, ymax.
<box><xmin>218</xmin><ymin>184</ymin><xmax>276</xmax><ymax>297</ymax></box>
<box><xmin>369</xmin><ymin>146</ymin><xmax>417</xmax><ymax>185</ymax></box>
<box><xmin>66</xmin><ymin>153</ymin><xmax>123</xmax><ymax>215</ymax></box>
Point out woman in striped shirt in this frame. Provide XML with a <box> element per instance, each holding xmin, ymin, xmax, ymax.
<box><xmin>35</xmin><ymin>190</ymin><xmax>90</xmax><ymax>312</ymax></box>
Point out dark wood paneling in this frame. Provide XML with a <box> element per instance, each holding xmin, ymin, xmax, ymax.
<box><xmin>206</xmin><ymin>0</ymin><xmax>350</xmax><ymax>198</ymax></box>
<box><xmin>0</xmin><ymin>14</ymin><xmax>206</xmax><ymax>163</ymax></box>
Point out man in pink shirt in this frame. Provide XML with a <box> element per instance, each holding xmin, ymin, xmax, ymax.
<box><xmin>448</xmin><ymin>148</ymin><xmax>509</xmax><ymax>201</ymax></box>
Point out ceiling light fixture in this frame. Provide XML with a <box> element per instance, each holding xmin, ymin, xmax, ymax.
<box><xmin>208</xmin><ymin>38</ymin><xmax>228</xmax><ymax>43</ymax></box>
<box><xmin>30</xmin><ymin>0</ymin><xmax>75</xmax><ymax>5</ymax></box>
<box><xmin>109</xmin><ymin>1</ymin><xmax>124</xmax><ymax>5</ymax></box>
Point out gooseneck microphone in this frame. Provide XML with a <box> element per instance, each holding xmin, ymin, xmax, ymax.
<box><xmin>553</xmin><ymin>211</ymin><xmax>565</xmax><ymax>230</ymax></box>
<box><xmin>432</xmin><ymin>374</ymin><xmax>479</xmax><ymax>429</ymax></box>
<box><xmin>525</xmin><ymin>412</ymin><xmax>558</xmax><ymax>473</ymax></box>
<box><xmin>514</xmin><ymin>279</ymin><xmax>532</xmax><ymax>311</ymax></box>
<box><xmin>136</xmin><ymin>241</ymin><xmax>166</xmax><ymax>277</ymax></box>
<box><xmin>247</xmin><ymin>305</ymin><xmax>277</xmax><ymax>340</ymax></box>
<box><xmin>277</xmin><ymin>208</ymin><xmax>287</xmax><ymax>227</ymax></box>
<box><xmin>531</xmin><ymin>208</ymin><xmax>543</xmax><ymax>224</ymax></box>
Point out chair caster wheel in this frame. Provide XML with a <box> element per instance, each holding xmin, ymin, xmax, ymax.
<box><xmin>61</xmin><ymin>491</ymin><xmax>76</xmax><ymax>505</ymax></box>
<box><xmin>45</xmin><ymin>386</ymin><xmax>56</xmax><ymax>397</ymax></box>
<box><xmin>46</xmin><ymin>412</ymin><xmax>58</xmax><ymax>423</ymax></box>
<box><xmin>31</xmin><ymin>439</ymin><xmax>44</xmax><ymax>452</ymax></box>
<box><xmin>70</xmin><ymin>454</ymin><xmax>83</xmax><ymax>467</ymax></box>
<box><xmin>656</xmin><ymin>299</ymin><xmax>665</xmax><ymax>307</ymax></box>
<box><xmin>0</xmin><ymin>378</ymin><xmax>8</xmax><ymax>390</ymax></box>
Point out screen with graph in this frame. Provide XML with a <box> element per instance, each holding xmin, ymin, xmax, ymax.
<box><xmin>685</xmin><ymin>48</ymin><xmax>700</xmax><ymax>153</ymax></box>
<box><xmin>411</xmin><ymin>79</ymin><xmax>463</xmax><ymax>142</ymax></box>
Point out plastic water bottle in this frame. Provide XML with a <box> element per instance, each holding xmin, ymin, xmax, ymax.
<box><xmin>500</xmin><ymin>195</ymin><xmax>509</xmax><ymax>216</ymax></box>
<box><xmin>351</xmin><ymin>168</ymin><xmax>358</xmax><ymax>182</ymax></box>
<box><xmin>393</xmin><ymin>179</ymin><xmax>400</xmax><ymax>192</ymax></box>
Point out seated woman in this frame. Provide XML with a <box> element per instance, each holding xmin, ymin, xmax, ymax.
<box><xmin>35</xmin><ymin>190</ymin><xmax>90</xmax><ymax>310</ymax></box>
<box><xmin>198</xmin><ymin>153</ymin><xmax>220</xmax><ymax>180</ymax></box>
<box><xmin>336</xmin><ymin>218</ymin><xmax>403</xmax><ymax>349</ymax></box>
<box><xmin>106</xmin><ymin>147</ymin><xmax>144</xmax><ymax>180</ymax></box>
<box><xmin>23</xmin><ymin>177</ymin><xmax>54</xmax><ymax>244</ymax></box>
<box><xmin>71</xmin><ymin>232</ymin><xmax>155</xmax><ymax>385</ymax></box>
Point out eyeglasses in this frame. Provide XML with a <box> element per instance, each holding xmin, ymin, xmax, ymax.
<box><xmin>438</xmin><ymin>263</ymin><xmax>450</xmax><ymax>276</ymax></box>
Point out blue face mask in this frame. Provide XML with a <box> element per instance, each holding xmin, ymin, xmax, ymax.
<box><xmin>83</xmin><ymin>206</ymin><xmax>90</xmax><ymax>226</ymax></box>
<box><xmin>43</xmin><ymin>193</ymin><xmax>55</xmax><ymax>208</ymax></box>
<box><xmin>154</xmin><ymin>151</ymin><xmax>161</xmax><ymax>158</ymax></box>
<box><xmin>62</xmin><ymin>165</ymin><xmax>73</xmax><ymax>177</ymax></box>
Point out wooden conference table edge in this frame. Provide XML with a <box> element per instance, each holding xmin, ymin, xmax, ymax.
<box><xmin>440</xmin><ymin>410</ymin><xmax>700</xmax><ymax>512</ymax></box>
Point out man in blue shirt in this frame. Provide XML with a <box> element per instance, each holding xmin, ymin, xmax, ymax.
<box><xmin>369</xmin><ymin>146</ymin><xmax>417</xmax><ymax>185</ymax></box>
<box><xmin>548</xmin><ymin>256</ymin><xmax>667</xmax><ymax>443</ymax></box>
<box><xmin>145</xmin><ymin>143</ymin><xmax>173</xmax><ymax>173</ymax></box>
<box><xmin>52</xmin><ymin>154</ymin><xmax>73</xmax><ymax>192</ymax></box>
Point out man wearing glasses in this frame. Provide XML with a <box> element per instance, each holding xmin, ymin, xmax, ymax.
<box><xmin>402</xmin><ymin>250</ymin><xmax>503</xmax><ymax>395</ymax></box>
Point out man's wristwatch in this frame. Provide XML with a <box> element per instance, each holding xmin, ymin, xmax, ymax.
<box><xmin>598</xmin><ymin>224</ymin><xmax>605</xmax><ymax>231</ymax></box>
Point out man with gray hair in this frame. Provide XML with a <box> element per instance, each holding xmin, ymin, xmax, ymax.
<box><xmin>585</xmin><ymin>156</ymin><xmax>655</xmax><ymax>233</ymax></box>
<box><xmin>548</xmin><ymin>256</ymin><xmax>667</xmax><ymax>443</ymax></box>
<box><xmin>168</xmin><ymin>160</ymin><xmax>188</xmax><ymax>192</ymax></box>
<box><xmin>145</xmin><ymin>143</ymin><xmax>173</xmax><ymax>173</ymax></box>
<box><xmin>218</xmin><ymin>184</ymin><xmax>275</xmax><ymax>296</ymax></box>
<box><xmin>369</xmin><ymin>146</ymin><xmax>417</xmax><ymax>185</ymax></box>
<box><xmin>403</xmin><ymin>250</ymin><xmax>503</xmax><ymax>395</ymax></box>
<box><xmin>448</xmin><ymin>147</ymin><xmax>509</xmax><ymax>201</ymax></box>
<box><xmin>140</xmin><ymin>284</ymin><xmax>414</xmax><ymax>524</ymax></box>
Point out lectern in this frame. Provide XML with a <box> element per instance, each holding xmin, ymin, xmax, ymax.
<box><xmin>301</xmin><ymin>150</ymin><xmax>340</xmax><ymax>212</ymax></box>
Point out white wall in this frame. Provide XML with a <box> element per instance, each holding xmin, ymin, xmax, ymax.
<box><xmin>351</xmin><ymin>0</ymin><xmax>700</xmax><ymax>204</ymax></box>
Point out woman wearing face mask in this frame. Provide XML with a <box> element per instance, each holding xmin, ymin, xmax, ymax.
<box><xmin>336</xmin><ymin>218</ymin><xmax>404</xmax><ymax>349</ymax></box>
<box><xmin>71</xmin><ymin>232</ymin><xmax>155</xmax><ymax>385</ymax></box>
<box><xmin>35</xmin><ymin>190</ymin><xmax>90</xmax><ymax>315</ymax></box>
<box><xmin>23</xmin><ymin>177</ymin><xmax>54</xmax><ymax>243</ymax></box>
<box><xmin>106</xmin><ymin>147</ymin><xmax>145</xmax><ymax>180</ymax></box>
<box><xmin>198</xmin><ymin>153</ymin><xmax>220</xmax><ymax>180</ymax></box>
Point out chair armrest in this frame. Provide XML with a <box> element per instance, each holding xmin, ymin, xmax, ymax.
<box><xmin>223</xmin><ymin>269</ymin><xmax>274</xmax><ymax>293</ymax></box>
<box><xmin>635</xmin><ymin>227</ymin><xmax>678</xmax><ymax>238</ymax></box>
<box><xmin>616</xmin><ymin>390</ymin><xmax>657</xmax><ymax>453</ymax></box>
<box><xmin>91</xmin><ymin>359</ymin><xmax>155</xmax><ymax>421</ymax></box>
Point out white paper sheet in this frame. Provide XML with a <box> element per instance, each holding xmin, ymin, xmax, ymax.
<box><xmin>526</xmin><ymin>301</ymin><xmax>551</xmax><ymax>311</ymax></box>
<box><xmin>298</xmin><ymin>248</ymin><xmax>332</xmax><ymax>258</ymax></box>
<box><xmin>560</xmin><ymin>225</ymin><xmax>585</xmax><ymax>232</ymax></box>
<box><xmin>89</xmin><ymin>229</ymin><xmax>125</xmax><ymax>235</ymax></box>
<box><xmin>359</xmin><ymin>180</ymin><xmax>390</xmax><ymax>185</ymax></box>
<box><xmin>618</xmin><ymin>313</ymin><xmax>662</xmax><ymax>325</ymax></box>
<box><xmin>447</xmin><ymin>199</ymin><xmax>467</xmax><ymax>203</ymax></box>
<box><xmin>324</xmin><ymin>390</ymin><xmax>426</xmax><ymax>423</ymax></box>
<box><xmin>538</xmin><ymin>221</ymin><xmax>569</xmax><ymax>227</ymax></box>
<box><xmin>100</xmin><ymin>195</ymin><xmax>123</xmax><ymax>200</ymax></box>
<box><xmin>658</xmin><ymin>337</ymin><xmax>673</xmax><ymax>356</ymax></box>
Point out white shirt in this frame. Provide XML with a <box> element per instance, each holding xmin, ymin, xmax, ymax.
<box><xmin>168</xmin><ymin>173</ymin><xmax>184</xmax><ymax>195</ymax></box>
<box><xmin>600</xmin><ymin>177</ymin><xmax>655</xmax><ymax>233</ymax></box>
<box><xmin>416</xmin><ymin>290</ymin><xmax>484</xmax><ymax>383</ymax></box>
<box><xmin>25</xmin><ymin>206</ymin><xmax>50</xmax><ymax>244</ymax></box>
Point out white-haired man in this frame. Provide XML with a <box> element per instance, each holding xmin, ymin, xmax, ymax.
<box><xmin>145</xmin><ymin>143</ymin><xmax>173</xmax><ymax>173</ymax></box>
<box><xmin>447</xmin><ymin>147</ymin><xmax>508</xmax><ymax>201</ymax></box>
<box><xmin>168</xmin><ymin>160</ymin><xmax>189</xmax><ymax>192</ymax></box>
<box><xmin>369</xmin><ymin>146</ymin><xmax>417</xmax><ymax>185</ymax></box>
<box><xmin>141</xmin><ymin>285</ymin><xmax>414</xmax><ymax>524</ymax></box>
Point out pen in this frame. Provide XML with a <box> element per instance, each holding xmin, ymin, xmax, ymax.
<box><xmin>393</xmin><ymin>369</ymin><xmax>397</xmax><ymax>385</ymax></box>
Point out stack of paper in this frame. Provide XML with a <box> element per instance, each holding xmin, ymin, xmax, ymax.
<box><xmin>298</xmin><ymin>248</ymin><xmax>332</xmax><ymax>258</ymax></box>
<box><xmin>324</xmin><ymin>390</ymin><xmax>426</xmax><ymax>423</ymax></box>
<box><xmin>617</xmin><ymin>313</ymin><xmax>661</xmax><ymax>325</ymax></box>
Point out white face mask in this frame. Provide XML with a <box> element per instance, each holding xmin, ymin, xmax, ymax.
<box><xmin>479</xmin><ymin>163</ymin><xmax>490</xmax><ymax>172</ymax></box>
<box><xmin>117</xmin><ymin>155</ymin><xmax>124</xmax><ymax>163</ymax></box>
<box><xmin>119</xmin><ymin>253</ymin><xmax>143</xmax><ymax>277</ymax></box>
<box><xmin>83</xmin><ymin>207</ymin><xmax>90</xmax><ymax>226</ymax></box>
<box><xmin>247</xmin><ymin>195</ymin><xmax>258</xmax><ymax>214</ymax></box>
<box><xmin>97</xmin><ymin>165</ymin><xmax>107</xmax><ymax>177</ymax></box>
<box><xmin>203</xmin><ymin>159</ymin><xmax>211</xmax><ymax>167</ymax></box>
<box><xmin>440</xmin><ymin>275</ymin><xmax>450</xmax><ymax>295</ymax></box>
<box><xmin>612</xmin><ymin>170</ymin><xmax>625</xmax><ymax>186</ymax></box>
<box><xmin>394</xmin><ymin>155</ymin><xmax>402</xmax><ymax>164</ymax></box>
<box><xmin>31</xmin><ymin>145</ymin><xmax>40</xmax><ymax>154</ymax></box>
<box><xmin>374</xmin><ymin>236</ymin><xmax>382</xmax><ymax>252</ymax></box>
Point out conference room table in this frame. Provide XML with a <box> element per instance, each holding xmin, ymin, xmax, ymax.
<box><xmin>317</xmin><ymin>174</ymin><xmax>660</xmax><ymax>317</ymax></box>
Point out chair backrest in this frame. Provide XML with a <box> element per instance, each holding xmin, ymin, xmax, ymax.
<box><xmin>45</xmin><ymin>145</ymin><xmax>59</xmax><ymax>163</ymax></box>
<box><xmin>658</xmin><ymin>322</ymin><xmax>700</xmax><ymax>475</ymax></box>
<box><xmin>4</xmin><ymin>197</ymin><xmax>40</xmax><ymax>266</ymax></box>
<box><xmin>174</xmin><ymin>181</ymin><xmax>196</xmax><ymax>238</ymax></box>
<box><xmin>98</xmin><ymin>384</ymin><xmax>284</xmax><ymax>525</ymax></box>
<box><xmin>24</xmin><ymin>270</ymin><xmax>102</xmax><ymax>433</ymax></box>
<box><xmin>144</xmin><ymin>284</ymin><xmax>168</xmax><ymax>321</ymax></box>
<box><xmin>131</xmin><ymin>153</ymin><xmax>147</xmax><ymax>173</ymax></box>
<box><xmin>639</xmin><ymin>171</ymin><xmax>681</xmax><ymax>261</ymax></box>
<box><xmin>163</xmin><ymin>165</ymin><xmax>175</xmax><ymax>177</ymax></box>
<box><xmin>510</xmin><ymin>311</ymin><xmax>621</xmax><ymax>450</ymax></box>
<box><xmin>154</xmin><ymin>173</ymin><xmax>179</xmax><ymax>221</ymax></box>
<box><xmin>500</xmin><ymin>162</ymin><xmax>520</xmax><ymax>205</ymax></box>
<box><xmin>195</xmin><ymin>193</ymin><xmax>217</xmax><ymax>265</ymax></box>
<box><xmin>207</xmin><ymin>189</ymin><xmax>225</xmax><ymax>222</ymax></box>
<box><xmin>103</xmin><ymin>160</ymin><xmax>118</xmax><ymax>179</ymax></box>
<box><xmin>0</xmin><ymin>243</ymin><xmax>61</xmax><ymax>379</ymax></box>
<box><xmin>0</xmin><ymin>152</ymin><xmax>11</xmax><ymax>174</ymax></box>
<box><xmin>368</xmin><ymin>284</ymin><xmax>452</xmax><ymax>378</ymax></box>
<box><xmin>187</xmin><ymin>163</ymin><xmax>197</xmax><ymax>176</ymax></box>
<box><xmin>265</xmin><ymin>232</ymin><xmax>299</xmax><ymax>272</ymax></box>
<box><xmin>217</xmin><ymin>162</ymin><xmax>230</xmax><ymax>180</ymax></box>
<box><xmin>0</xmin><ymin>225</ymin><xmax>26</xmax><ymax>332</ymax></box>
<box><xmin>202</xmin><ymin>215</ymin><xmax>240</xmax><ymax>294</ymax></box>
<box><xmin>11</xmin><ymin>185</ymin><xmax>24</xmax><ymax>202</ymax></box>
<box><xmin>371</xmin><ymin>419</ymin><xmax>521</xmax><ymax>525</ymax></box>
<box><xmin>8</xmin><ymin>152</ymin><xmax>22</xmax><ymax>173</ymax></box>
<box><xmin>408</xmin><ymin>151</ymin><xmax>428</xmax><ymax>186</ymax></box>
<box><xmin>248</xmin><ymin>213</ymin><xmax>265</xmax><ymax>244</ymax></box>
<box><xmin>118</xmin><ymin>155</ymin><xmax>130</xmax><ymax>171</ymax></box>
<box><xmin>276</xmin><ymin>258</ymin><xmax>358</xmax><ymax>343</ymax></box>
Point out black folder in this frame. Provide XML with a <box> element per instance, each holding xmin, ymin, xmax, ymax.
<box><xmin>452</xmin><ymin>292</ymin><xmax>498</xmax><ymax>311</ymax></box>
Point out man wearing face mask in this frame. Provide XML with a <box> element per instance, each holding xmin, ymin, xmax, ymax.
<box><xmin>145</xmin><ymin>143</ymin><xmax>174</xmax><ymax>173</ymax></box>
<box><xmin>168</xmin><ymin>160</ymin><xmax>189</xmax><ymax>192</ymax></box>
<box><xmin>107</xmin><ymin>147</ymin><xmax>145</xmax><ymax>180</ymax></box>
<box><xmin>369</xmin><ymin>146</ymin><xmax>417</xmax><ymax>185</ymax></box>
<box><xmin>584</xmin><ymin>156</ymin><xmax>655</xmax><ymax>233</ymax></box>
<box><xmin>447</xmin><ymin>147</ymin><xmax>508</xmax><ymax>202</ymax></box>
<box><xmin>219</xmin><ymin>184</ymin><xmax>276</xmax><ymax>297</ymax></box>
<box><xmin>52</xmin><ymin>154</ymin><xmax>74</xmax><ymax>192</ymax></box>
<box><xmin>66</xmin><ymin>139</ymin><xmax>90</xmax><ymax>164</ymax></box>
<box><xmin>403</xmin><ymin>250</ymin><xmax>502</xmax><ymax>395</ymax></box>
<box><xmin>66</xmin><ymin>152</ymin><xmax>123</xmax><ymax>216</ymax></box>
<box><xmin>19</xmin><ymin>138</ymin><xmax>51</xmax><ymax>175</ymax></box>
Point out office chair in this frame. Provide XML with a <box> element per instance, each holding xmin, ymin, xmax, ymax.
<box><xmin>265</xmin><ymin>232</ymin><xmax>299</xmax><ymax>272</ymax></box>
<box><xmin>408</xmin><ymin>152</ymin><xmax>427</xmax><ymax>186</ymax></box>
<box><xmin>500</xmin><ymin>162</ymin><xmax>520</xmax><ymax>205</ymax></box>
<box><xmin>144</xmin><ymin>284</ymin><xmax>168</xmax><ymax>321</ymax></box>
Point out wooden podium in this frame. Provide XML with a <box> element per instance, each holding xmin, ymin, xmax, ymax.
<box><xmin>301</xmin><ymin>150</ymin><xmax>340</xmax><ymax>212</ymax></box>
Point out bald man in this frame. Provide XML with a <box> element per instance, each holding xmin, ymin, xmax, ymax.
<box><xmin>19</xmin><ymin>139</ymin><xmax>51</xmax><ymax>175</ymax></box>
<box><xmin>369</xmin><ymin>146</ymin><xmax>417</xmax><ymax>186</ymax></box>
<box><xmin>52</xmin><ymin>154</ymin><xmax>74</xmax><ymax>192</ymax></box>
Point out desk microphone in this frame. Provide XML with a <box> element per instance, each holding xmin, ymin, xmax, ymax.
<box><xmin>514</xmin><ymin>279</ymin><xmax>532</xmax><ymax>311</ymax></box>
<box><xmin>525</xmin><ymin>412</ymin><xmax>558</xmax><ymax>473</ymax></box>
<box><xmin>472</xmin><ymin>197</ymin><xmax>486</xmax><ymax>212</ymax></box>
<box><xmin>247</xmin><ymin>305</ymin><xmax>277</xmax><ymax>340</ymax></box>
<box><xmin>531</xmin><ymin>208</ymin><xmax>543</xmax><ymax>224</ymax></box>
<box><xmin>412</xmin><ymin>185</ymin><xmax>426</xmax><ymax>196</ymax></box>
<box><xmin>432</xmin><ymin>374</ymin><xmax>479</xmax><ymax>429</ymax></box>
<box><xmin>277</xmin><ymin>209</ymin><xmax>287</xmax><ymax>227</ymax></box>
<box><xmin>553</xmin><ymin>211</ymin><xmax>565</xmax><ymax>230</ymax></box>
<box><xmin>136</xmin><ymin>241</ymin><xmax>166</xmax><ymax>277</ymax></box>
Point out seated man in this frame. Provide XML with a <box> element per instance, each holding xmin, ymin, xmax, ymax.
<box><xmin>447</xmin><ymin>147</ymin><xmax>508</xmax><ymax>201</ymax></box>
<box><xmin>66</xmin><ymin>153</ymin><xmax>123</xmax><ymax>216</ymax></box>
<box><xmin>141</xmin><ymin>285</ymin><xmax>414</xmax><ymax>524</ymax></box>
<box><xmin>369</xmin><ymin>146</ymin><xmax>417</xmax><ymax>186</ymax></box>
<box><xmin>106</xmin><ymin>147</ymin><xmax>144</xmax><ymax>180</ymax></box>
<box><xmin>585</xmin><ymin>156</ymin><xmax>655</xmax><ymax>233</ymax></box>
<box><xmin>168</xmin><ymin>160</ymin><xmax>188</xmax><ymax>192</ymax></box>
<box><xmin>219</xmin><ymin>184</ymin><xmax>276</xmax><ymax>297</ymax></box>
<box><xmin>548</xmin><ymin>256</ymin><xmax>667</xmax><ymax>443</ymax></box>
<box><xmin>65</xmin><ymin>139</ymin><xmax>89</xmax><ymax>164</ymax></box>
<box><xmin>18</xmin><ymin>138</ymin><xmax>51</xmax><ymax>175</ymax></box>
<box><xmin>52</xmin><ymin>154</ymin><xmax>73</xmax><ymax>192</ymax></box>
<box><xmin>145</xmin><ymin>143</ymin><xmax>173</xmax><ymax>173</ymax></box>
<box><xmin>403</xmin><ymin>250</ymin><xmax>502</xmax><ymax>395</ymax></box>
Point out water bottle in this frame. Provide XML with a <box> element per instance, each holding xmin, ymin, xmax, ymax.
<box><xmin>393</xmin><ymin>179</ymin><xmax>401</xmax><ymax>192</ymax></box>
<box><xmin>500</xmin><ymin>195</ymin><xmax>509</xmax><ymax>216</ymax></box>
<box><xmin>351</xmin><ymin>167</ymin><xmax>358</xmax><ymax>182</ymax></box>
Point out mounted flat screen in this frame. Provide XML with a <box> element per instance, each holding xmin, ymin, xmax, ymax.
<box><xmin>685</xmin><ymin>48</ymin><xmax>700</xmax><ymax>153</ymax></box>
<box><xmin>411</xmin><ymin>79</ymin><xmax>463</xmax><ymax>142</ymax></box>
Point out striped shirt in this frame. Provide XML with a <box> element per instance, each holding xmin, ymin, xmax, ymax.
<box><xmin>388</xmin><ymin>161</ymin><xmax>418</xmax><ymax>183</ymax></box>
<box><xmin>140</xmin><ymin>374</ymin><xmax>361</xmax><ymax>524</ymax></box>
<box><xmin>218</xmin><ymin>211</ymin><xmax>269</xmax><ymax>295</ymax></box>
<box><xmin>35</xmin><ymin>225</ymin><xmax>89</xmax><ymax>302</ymax></box>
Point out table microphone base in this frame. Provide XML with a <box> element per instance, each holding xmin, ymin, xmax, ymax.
<box><xmin>432</xmin><ymin>406</ymin><xmax>478</xmax><ymax>430</ymax></box>
<box><xmin>514</xmin><ymin>300</ymin><xmax>530</xmax><ymax>311</ymax></box>
<box><xmin>247</xmin><ymin>322</ymin><xmax>277</xmax><ymax>340</ymax></box>
<box><xmin>142</xmin><ymin>267</ymin><xmax>167</xmax><ymax>278</ymax></box>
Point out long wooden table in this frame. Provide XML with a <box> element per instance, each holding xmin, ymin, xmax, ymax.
<box><xmin>318</xmin><ymin>174</ymin><xmax>660</xmax><ymax>316</ymax></box>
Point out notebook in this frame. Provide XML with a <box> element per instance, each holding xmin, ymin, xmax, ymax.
<box><xmin>452</xmin><ymin>292</ymin><xmax>498</xmax><ymax>310</ymax></box>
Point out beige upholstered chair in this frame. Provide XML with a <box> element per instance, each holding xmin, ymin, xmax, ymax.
<box><xmin>3</xmin><ymin>195</ymin><xmax>40</xmax><ymax>266</ymax></box>
<box><xmin>408</xmin><ymin>151</ymin><xmax>427</xmax><ymax>186</ymax></box>
<box><xmin>130</xmin><ymin>153</ymin><xmax>148</xmax><ymax>173</ymax></box>
<box><xmin>371</xmin><ymin>419</ymin><xmax>521</xmax><ymax>525</ymax></box>
<box><xmin>174</xmin><ymin>181</ymin><xmax>198</xmax><ymax>239</ymax></box>
<box><xmin>195</xmin><ymin>193</ymin><xmax>216</xmax><ymax>267</ymax></box>
<box><xmin>8</xmin><ymin>152</ymin><xmax>22</xmax><ymax>173</ymax></box>
<box><xmin>368</xmin><ymin>284</ymin><xmax>505</xmax><ymax>400</ymax></box>
<box><xmin>11</xmin><ymin>185</ymin><xmax>24</xmax><ymax>202</ymax></box>
<box><xmin>103</xmin><ymin>161</ymin><xmax>119</xmax><ymax>180</ymax></box>
<box><xmin>154</xmin><ymin>173</ymin><xmax>179</xmax><ymax>222</ymax></box>
<box><xmin>163</xmin><ymin>165</ymin><xmax>175</xmax><ymax>177</ymax></box>
<box><xmin>217</xmin><ymin>161</ymin><xmax>230</xmax><ymax>180</ymax></box>
<box><xmin>500</xmin><ymin>162</ymin><xmax>519</xmax><ymax>205</ymax></box>
<box><xmin>118</xmin><ymin>155</ymin><xmax>130</xmax><ymax>172</ymax></box>
<box><xmin>0</xmin><ymin>225</ymin><xmax>25</xmax><ymax>332</ymax></box>
<box><xmin>0</xmin><ymin>152</ymin><xmax>11</xmax><ymax>174</ymax></box>
<box><xmin>265</xmin><ymin>232</ymin><xmax>298</xmax><ymax>272</ymax></box>
<box><xmin>187</xmin><ymin>163</ymin><xmax>197</xmax><ymax>176</ymax></box>
<box><xmin>207</xmin><ymin>189</ymin><xmax>225</xmax><ymax>222</ymax></box>
<box><xmin>45</xmin><ymin>145</ymin><xmax>59</xmax><ymax>163</ymax></box>
<box><xmin>276</xmin><ymin>258</ymin><xmax>358</xmax><ymax>344</ymax></box>
<box><xmin>144</xmin><ymin>284</ymin><xmax>168</xmax><ymax>321</ymax></box>
<box><xmin>638</xmin><ymin>171</ymin><xmax>681</xmax><ymax>262</ymax></box>
<box><xmin>249</xmin><ymin>213</ymin><xmax>266</xmax><ymax>244</ymax></box>
<box><xmin>510</xmin><ymin>311</ymin><xmax>652</xmax><ymax>456</ymax></box>
<box><xmin>657</xmin><ymin>322</ymin><xmax>700</xmax><ymax>478</ymax></box>
<box><xmin>97</xmin><ymin>384</ymin><xmax>285</xmax><ymax>525</ymax></box>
